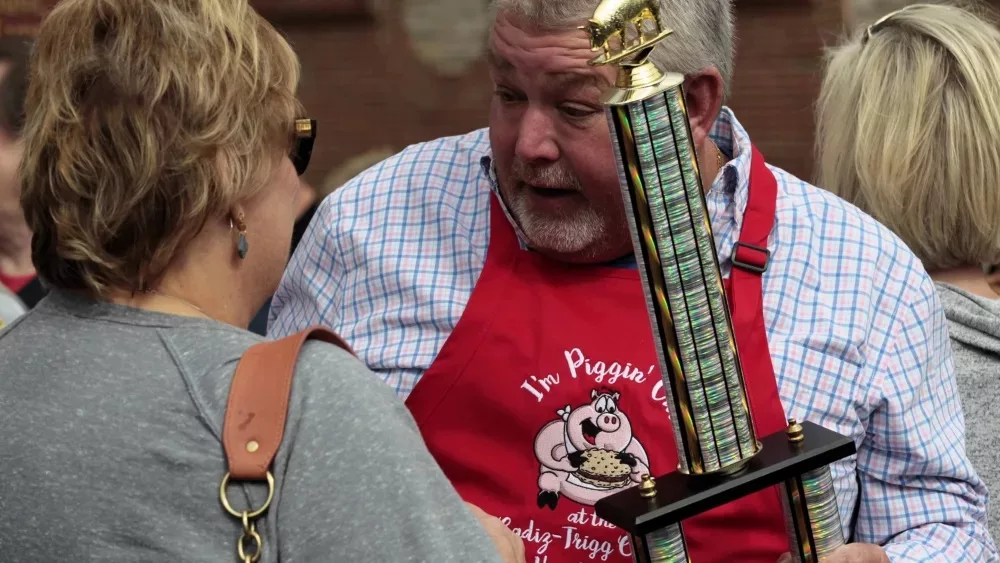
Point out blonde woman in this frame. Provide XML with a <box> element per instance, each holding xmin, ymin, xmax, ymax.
<box><xmin>817</xmin><ymin>2</ymin><xmax>1000</xmax><ymax>538</ymax></box>
<box><xmin>0</xmin><ymin>0</ymin><xmax>522</xmax><ymax>561</ymax></box>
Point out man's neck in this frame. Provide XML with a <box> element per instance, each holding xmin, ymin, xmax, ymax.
<box><xmin>696</xmin><ymin>139</ymin><xmax>726</xmax><ymax>194</ymax></box>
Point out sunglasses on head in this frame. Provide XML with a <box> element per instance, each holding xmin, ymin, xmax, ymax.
<box><xmin>291</xmin><ymin>118</ymin><xmax>316</xmax><ymax>176</ymax></box>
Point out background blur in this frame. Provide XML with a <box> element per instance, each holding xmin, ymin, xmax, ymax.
<box><xmin>0</xmin><ymin>0</ymin><xmax>959</xmax><ymax>192</ymax></box>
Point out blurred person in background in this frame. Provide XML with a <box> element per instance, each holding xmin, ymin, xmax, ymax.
<box><xmin>0</xmin><ymin>36</ymin><xmax>43</xmax><ymax>316</ymax></box>
<box><xmin>817</xmin><ymin>1</ymin><xmax>1000</xmax><ymax>539</ymax></box>
<box><xmin>0</xmin><ymin>0</ymin><xmax>522</xmax><ymax>561</ymax></box>
<box><xmin>269</xmin><ymin>0</ymin><xmax>995</xmax><ymax>560</ymax></box>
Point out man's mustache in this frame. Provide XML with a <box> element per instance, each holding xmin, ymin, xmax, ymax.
<box><xmin>509</xmin><ymin>159</ymin><xmax>579</xmax><ymax>188</ymax></box>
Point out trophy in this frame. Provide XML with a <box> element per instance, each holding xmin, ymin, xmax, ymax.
<box><xmin>580</xmin><ymin>1</ymin><xmax>856</xmax><ymax>561</ymax></box>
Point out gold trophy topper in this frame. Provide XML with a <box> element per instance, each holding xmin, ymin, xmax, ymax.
<box><xmin>580</xmin><ymin>0</ymin><xmax>674</xmax><ymax>67</ymax></box>
<box><xmin>581</xmin><ymin>0</ymin><xmax>681</xmax><ymax>105</ymax></box>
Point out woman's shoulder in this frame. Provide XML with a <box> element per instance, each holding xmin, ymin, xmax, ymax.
<box><xmin>188</xmin><ymin>330</ymin><xmax>401</xmax><ymax>422</ymax></box>
<box><xmin>158</xmin><ymin>326</ymin><xmax>402</xmax><ymax>440</ymax></box>
<box><xmin>168</xmin><ymin>328</ymin><xmax>501</xmax><ymax>563</ymax></box>
<box><xmin>194</xmin><ymin>329</ymin><xmax>376</xmax><ymax>391</ymax></box>
<box><xmin>290</xmin><ymin>338</ymin><xmax>405</xmax><ymax>415</ymax></box>
<box><xmin>265</xmin><ymin>338</ymin><xmax>505</xmax><ymax>563</ymax></box>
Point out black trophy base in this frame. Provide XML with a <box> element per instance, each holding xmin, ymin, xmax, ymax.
<box><xmin>595</xmin><ymin>421</ymin><xmax>856</xmax><ymax>535</ymax></box>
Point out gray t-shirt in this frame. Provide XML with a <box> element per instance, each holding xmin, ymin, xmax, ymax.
<box><xmin>0</xmin><ymin>290</ymin><xmax>502</xmax><ymax>562</ymax></box>
<box><xmin>937</xmin><ymin>282</ymin><xmax>1000</xmax><ymax>539</ymax></box>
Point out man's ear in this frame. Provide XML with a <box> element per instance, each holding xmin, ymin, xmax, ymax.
<box><xmin>682</xmin><ymin>67</ymin><xmax>725</xmax><ymax>147</ymax></box>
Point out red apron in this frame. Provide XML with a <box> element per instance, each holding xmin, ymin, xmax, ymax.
<box><xmin>406</xmin><ymin>147</ymin><xmax>789</xmax><ymax>562</ymax></box>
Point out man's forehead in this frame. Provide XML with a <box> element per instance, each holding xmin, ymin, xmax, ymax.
<box><xmin>549</xmin><ymin>69</ymin><xmax>608</xmax><ymax>89</ymax></box>
<box><xmin>487</xmin><ymin>45</ymin><xmax>612</xmax><ymax>90</ymax></box>
<box><xmin>488</xmin><ymin>12</ymin><xmax>597</xmax><ymax>73</ymax></box>
<box><xmin>486</xmin><ymin>48</ymin><xmax>514</xmax><ymax>72</ymax></box>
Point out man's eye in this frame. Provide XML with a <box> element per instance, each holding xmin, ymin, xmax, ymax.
<box><xmin>560</xmin><ymin>105</ymin><xmax>598</xmax><ymax>119</ymax></box>
<box><xmin>494</xmin><ymin>88</ymin><xmax>521</xmax><ymax>103</ymax></box>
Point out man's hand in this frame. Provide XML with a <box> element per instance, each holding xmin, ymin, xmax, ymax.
<box><xmin>777</xmin><ymin>544</ymin><xmax>889</xmax><ymax>563</ymax></box>
<box><xmin>466</xmin><ymin>502</ymin><xmax>526</xmax><ymax>563</ymax></box>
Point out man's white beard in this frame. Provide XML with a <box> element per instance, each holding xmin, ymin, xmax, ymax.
<box><xmin>506</xmin><ymin>191</ymin><xmax>606</xmax><ymax>255</ymax></box>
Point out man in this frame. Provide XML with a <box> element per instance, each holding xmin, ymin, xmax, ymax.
<box><xmin>0</xmin><ymin>36</ymin><xmax>43</xmax><ymax>312</ymax></box>
<box><xmin>269</xmin><ymin>1</ymin><xmax>996</xmax><ymax>561</ymax></box>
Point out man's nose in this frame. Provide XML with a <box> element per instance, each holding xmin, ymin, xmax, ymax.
<box><xmin>515</xmin><ymin>106</ymin><xmax>559</xmax><ymax>163</ymax></box>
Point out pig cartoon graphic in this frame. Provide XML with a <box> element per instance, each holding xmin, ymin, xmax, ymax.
<box><xmin>534</xmin><ymin>389</ymin><xmax>650</xmax><ymax>510</ymax></box>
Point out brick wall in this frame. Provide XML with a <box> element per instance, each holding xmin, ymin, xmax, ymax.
<box><xmin>281</xmin><ymin>7</ymin><xmax>495</xmax><ymax>191</ymax></box>
<box><xmin>0</xmin><ymin>0</ymin><xmax>57</xmax><ymax>36</ymax></box>
<box><xmin>0</xmin><ymin>0</ymin><xmax>854</xmax><ymax>187</ymax></box>
<box><xmin>282</xmin><ymin>2</ymin><xmax>851</xmax><ymax>189</ymax></box>
<box><xmin>728</xmin><ymin>1</ymin><xmax>846</xmax><ymax>183</ymax></box>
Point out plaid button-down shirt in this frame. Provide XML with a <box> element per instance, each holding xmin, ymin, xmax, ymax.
<box><xmin>269</xmin><ymin>108</ymin><xmax>996</xmax><ymax>561</ymax></box>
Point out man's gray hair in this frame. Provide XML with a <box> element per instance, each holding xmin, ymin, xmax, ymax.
<box><xmin>489</xmin><ymin>0</ymin><xmax>736</xmax><ymax>97</ymax></box>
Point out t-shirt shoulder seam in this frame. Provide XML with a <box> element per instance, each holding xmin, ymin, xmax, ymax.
<box><xmin>156</xmin><ymin>327</ymin><xmax>228</xmax><ymax>442</ymax></box>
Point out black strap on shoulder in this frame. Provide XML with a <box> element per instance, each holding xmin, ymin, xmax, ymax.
<box><xmin>17</xmin><ymin>276</ymin><xmax>46</xmax><ymax>309</ymax></box>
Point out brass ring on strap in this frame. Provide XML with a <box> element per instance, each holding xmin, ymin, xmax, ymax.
<box><xmin>219</xmin><ymin>471</ymin><xmax>275</xmax><ymax>519</ymax></box>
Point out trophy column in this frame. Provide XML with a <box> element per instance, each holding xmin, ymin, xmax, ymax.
<box><xmin>582</xmin><ymin>2</ymin><xmax>851</xmax><ymax>561</ymax></box>
<box><xmin>781</xmin><ymin>422</ymin><xmax>847</xmax><ymax>561</ymax></box>
<box><xmin>603</xmin><ymin>57</ymin><xmax>763</xmax><ymax>563</ymax></box>
<box><xmin>607</xmin><ymin>70</ymin><xmax>760</xmax><ymax>477</ymax></box>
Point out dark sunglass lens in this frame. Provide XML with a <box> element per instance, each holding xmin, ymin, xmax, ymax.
<box><xmin>291</xmin><ymin>119</ymin><xmax>316</xmax><ymax>176</ymax></box>
<box><xmin>292</xmin><ymin>140</ymin><xmax>313</xmax><ymax>176</ymax></box>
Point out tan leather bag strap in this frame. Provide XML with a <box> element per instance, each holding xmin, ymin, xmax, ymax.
<box><xmin>223</xmin><ymin>326</ymin><xmax>354</xmax><ymax>479</ymax></box>
<box><xmin>219</xmin><ymin>326</ymin><xmax>355</xmax><ymax>563</ymax></box>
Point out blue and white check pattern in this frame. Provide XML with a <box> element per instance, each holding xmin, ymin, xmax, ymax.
<box><xmin>269</xmin><ymin>108</ymin><xmax>996</xmax><ymax>560</ymax></box>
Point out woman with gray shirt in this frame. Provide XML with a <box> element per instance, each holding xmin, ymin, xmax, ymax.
<box><xmin>0</xmin><ymin>0</ymin><xmax>522</xmax><ymax>561</ymax></box>
<box><xmin>816</xmin><ymin>3</ymin><xmax>1000</xmax><ymax>538</ymax></box>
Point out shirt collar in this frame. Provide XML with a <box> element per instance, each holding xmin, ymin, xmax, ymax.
<box><xmin>479</xmin><ymin>106</ymin><xmax>755</xmax><ymax>251</ymax></box>
<box><xmin>708</xmin><ymin>107</ymin><xmax>756</xmax><ymax>239</ymax></box>
<box><xmin>479</xmin><ymin>155</ymin><xmax>532</xmax><ymax>249</ymax></box>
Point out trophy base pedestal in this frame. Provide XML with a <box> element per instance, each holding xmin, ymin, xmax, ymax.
<box><xmin>595</xmin><ymin>421</ymin><xmax>856</xmax><ymax>535</ymax></box>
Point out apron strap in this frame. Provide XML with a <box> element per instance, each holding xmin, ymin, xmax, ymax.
<box><xmin>726</xmin><ymin>145</ymin><xmax>786</xmax><ymax>435</ymax></box>
<box><xmin>732</xmin><ymin>146</ymin><xmax>776</xmax><ymax>277</ymax></box>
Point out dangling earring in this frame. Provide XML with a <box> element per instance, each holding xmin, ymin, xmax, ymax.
<box><xmin>231</xmin><ymin>213</ymin><xmax>249</xmax><ymax>259</ymax></box>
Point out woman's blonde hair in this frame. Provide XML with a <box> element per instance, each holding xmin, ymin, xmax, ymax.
<box><xmin>816</xmin><ymin>2</ymin><xmax>1000</xmax><ymax>271</ymax></box>
<box><xmin>20</xmin><ymin>0</ymin><xmax>301</xmax><ymax>295</ymax></box>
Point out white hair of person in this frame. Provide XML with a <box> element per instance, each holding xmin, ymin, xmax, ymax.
<box><xmin>816</xmin><ymin>2</ymin><xmax>1000</xmax><ymax>271</ymax></box>
<box><xmin>488</xmin><ymin>0</ymin><xmax>736</xmax><ymax>98</ymax></box>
